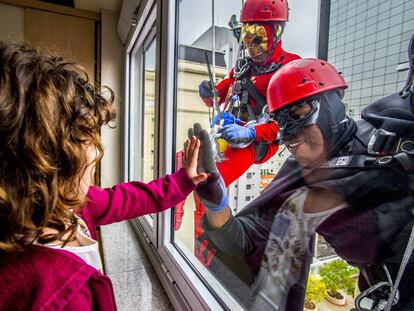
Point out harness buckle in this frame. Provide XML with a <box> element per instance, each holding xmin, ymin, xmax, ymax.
<box><xmin>397</xmin><ymin>139</ymin><xmax>414</xmax><ymax>155</ymax></box>
<box><xmin>377</xmin><ymin>156</ymin><xmax>393</xmax><ymax>165</ymax></box>
<box><xmin>367</xmin><ymin>129</ymin><xmax>396</xmax><ymax>155</ymax></box>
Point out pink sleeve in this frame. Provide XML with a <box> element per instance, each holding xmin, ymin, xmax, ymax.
<box><xmin>84</xmin><ymin>167</ymin><xmax>196</xmax><ymax>226</ymax></box>
<box><xmin>62</xmin><ymin>283</ymin><xmax>93</xmax><ymax>311</ymax></box>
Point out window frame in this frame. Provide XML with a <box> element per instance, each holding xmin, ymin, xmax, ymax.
<box><xmin>126</xmin><ymin>4</ymin><xmax>158</xmax><ymax>245</ymax></box>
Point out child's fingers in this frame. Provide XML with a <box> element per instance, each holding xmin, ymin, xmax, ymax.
<box><xmin>185</xmin><ymin>136</ymin><xmax>195</xmax><ymax>159</ymax></box>
<box><xmin>189</xmin><ymin>139</ymin><xmax>200</xmax><ymax>167</ymax></box>
<box><xmin>188</xmin><ymin>136</ymin><xmax>197</xmax><ymax>157</ymax></box>
<box><xmin>183</xmin><ymin>139</ymin><xmax>190</xmax><ymax>162</ymax></box>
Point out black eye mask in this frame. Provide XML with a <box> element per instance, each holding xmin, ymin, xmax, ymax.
<box><xmin>274</xmin><ymin>99</ymin><xmax>320</xmax><ymax>138</ymax></box>
<box><xmin>273</xmin><ymin>89</ymin><xmax>357</xmax><ymax>157</ymax></box>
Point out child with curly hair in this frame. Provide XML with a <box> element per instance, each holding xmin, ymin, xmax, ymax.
<box><xmin>0</xmin><ymin>42</ymin><xmax>207</xmax><ymax>310</ymax></box>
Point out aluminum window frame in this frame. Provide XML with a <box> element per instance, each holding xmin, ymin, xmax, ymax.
<box><xmin>124</xmin><ymin>0</ymin><xmax>158</xmax><ymax>245</ymax></box>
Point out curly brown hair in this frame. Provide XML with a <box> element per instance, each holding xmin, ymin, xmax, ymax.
<box><xmin>0</xmin><ymin>42</ymin><xmax>116</xmax><ymax>252</ymax></box>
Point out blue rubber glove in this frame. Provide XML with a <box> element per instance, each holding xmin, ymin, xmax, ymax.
<box><xmin>211</xmin><ymin>112</ymin><xmax>241</xmax><ymax>128</ymax></box>
<box><xmin>188</xmin><ymin>123</ymin><xmax>229</xmax><ymax>212</ymax></box>
<box><xmin>199</xmin><ymin>80</ymin><xmax>214</xmax><ymax>98</ymax></box>
<box><xmin>219</xmin><ymin>124</ymin><xmax>256</xmax><ymax>143</ymax></box>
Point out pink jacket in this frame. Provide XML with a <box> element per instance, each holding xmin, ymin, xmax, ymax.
<box><xmin>0</xmin><ymin>168</ymin><xmax>195</xmax><ymax>311</ymax></box>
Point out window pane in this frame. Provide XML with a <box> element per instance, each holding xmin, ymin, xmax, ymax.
<box><xmin>130</xmin><ymin>30</ymin><xmax>157</xmax><ymax>226</ymax></box>
<box><xmin>142</xmin><ymin>39</ymin><xmax>157</xmax><ymax>183</ymax></box>
<box><xmin>172</xmin><ymin>0</ymin><xmax>319</xmax><ymax>309</ymax></box>
<box><xmin>173</xmin><ymin>0</ymin><xmax>246</xmax><ymax>307</ymax></box>
<box><xmin>130</xmin><ymin>35</ymin><xmax>157</xmax><ymax>183</ymax></box>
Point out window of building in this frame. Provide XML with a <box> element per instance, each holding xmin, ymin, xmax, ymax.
<box><xmin>122</xmin><ymin>1</ymin><xmax>414</xmax><ymax>310</ymax></box>
<box><xmin>127</xmin><ymin>8</ymin><xmax>158</xmax><ymax>233</ymax></box>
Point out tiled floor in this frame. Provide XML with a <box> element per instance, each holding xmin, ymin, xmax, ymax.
<box><xmin>101</xmin><ymin>221</ymin><xmax>173</xmax><ymax>311</ymax></box>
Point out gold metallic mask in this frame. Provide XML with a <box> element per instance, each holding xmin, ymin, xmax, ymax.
<box><xmin>242</xmin><ymin>23</ymin><xmax>269</xmax><ymax>60</ymax></box>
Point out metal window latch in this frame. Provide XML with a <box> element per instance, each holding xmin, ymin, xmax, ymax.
<box><xmin>131</xmin><ymin>7</ymin><xmax>140</xmax><ymax>27</ymax></box>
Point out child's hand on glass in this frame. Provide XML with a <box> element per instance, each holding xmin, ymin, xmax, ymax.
<box><xmin>183</xmin><ymin>136</ymin><xmax>208</xmax><ymax>185</ymax></box>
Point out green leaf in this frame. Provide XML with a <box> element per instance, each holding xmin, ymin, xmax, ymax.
<box><xmin>319</xmin><ymin>259</ymin><xmax>359</xmax><ymax>296</ymax></box>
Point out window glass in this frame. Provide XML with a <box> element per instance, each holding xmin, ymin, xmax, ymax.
<box><xmin>142</xmin><ymin>39</ymin><xmax>157</xmax><ymax>183</ymax></box>
<box><xmin>172</xmin><ymin>0</ymin><xmax>247</xmax><ymax>307</ymax></box>
<box><xmin>129</xmin><ymin>25</ymin><xmax>158</xmax><ymax>228</ymax></box>
<box><xmin>130</xmin><ymin>33</ymin><xmax>157</xmax><ymax>183</ymax></box>
<box><xmin>321</xmin><ymin>6</ymin><xmax>414</xmax><ymax>310</ymax></box>
<box><xmin>172</xmin><ymin>0</ymin><xmax>321</xmax><ymax>309</ymax></box>
<box><xmin>167</xmin><ymin>0</ymin><xmax>414</xmax><ymax>310</ymax></box>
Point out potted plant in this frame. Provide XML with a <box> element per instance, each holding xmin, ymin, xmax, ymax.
<box><xmin>319</xmin><ymin>259</ymin><xmax>358</xmax><ymax>306</ymax></box>
<box><xmin>304</xmin><ymin>275</ymin><xmax>326</xmax><ymax>311</ymax></box>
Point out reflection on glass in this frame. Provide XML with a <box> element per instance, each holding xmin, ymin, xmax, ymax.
<box><xmin>130</xmin><ymin>34</ymin><xmax>157</xmax><ymax>224</ymax></box>
<box><xmin>130</xmin><ymin>47</ymin><xmax>141</xmax><ymax>182</ymax></box>
<box><xmin>130</xmin><ymin>37</ymin><xmax>156</xmax><ymax>183</ymax></box>
<box><xmin>173</xmin><ymin>0</ymin><xmax>248</xmax><ymax>308</ymax></box>
<box><xmin>174</xmin><ymin>1</ymin><xmax>413</xmax><ymax>310</ymax></box>
<box><xmin>143</xmin><ymin>39</ymin><xmax>156</xmax><ymax>183</ymax></box>
<box><xmin>173</xmin><ymin>0</ymin><xmax>299</xmax><ymax>309</ymax></box>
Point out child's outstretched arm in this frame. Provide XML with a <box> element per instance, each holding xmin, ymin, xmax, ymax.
<box><xmin>83</xmin><ymin>137</ymin><xmax>205</xmax><ymax>227</ymax></box>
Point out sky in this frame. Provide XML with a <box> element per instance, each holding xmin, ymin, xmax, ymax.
<box><xmin>179</xmin><ymin>0</ymin><xmax>320</xmax><ymax>58</ymax></box>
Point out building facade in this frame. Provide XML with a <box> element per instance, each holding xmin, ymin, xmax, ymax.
<box><xmin>320</xmin><ymin>0</ymin><xmax>414</xmax><ymax>119</ymax></box>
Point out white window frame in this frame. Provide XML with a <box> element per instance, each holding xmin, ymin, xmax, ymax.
<box><xmin>124</xmin><ymin>1</ymin><xmax>158</xmax><ymax>246</ymax></box>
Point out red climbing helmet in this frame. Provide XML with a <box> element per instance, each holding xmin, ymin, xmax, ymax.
<box><xmin>240</xmin><ymin>0</ymin><xmax>289</xmax><ymax>23</ymax></box>
<box><xmin>267</xmin><ymin>58</ymin><xmax>348</xmax><ymax>113</ymax></box>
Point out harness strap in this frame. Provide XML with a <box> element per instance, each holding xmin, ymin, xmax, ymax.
<box><xmin>319</xmin><ymin>155</ymin><xmax>396</xmax><ymax>169</ymax></box>
<box><xmin>254</xmin><ymin>142</ymin><xmax>269</xmax><ymax>163</ymax></box>
<box><xmin>240</xmin><ymin>90</ymin><xmax>257</xmax><ymax>121</ymax></box>
<box><xmin>320</xmin><ymin>153</ymin><xmax>414</xmax><ymax>175</ymax></box>
<box><xmin>393</xmin><ymin>153</ymin><xmax>414</xmax><ymax>174</ymax></box>
<box><xmin>234</xmin><ymin>56</ymin><xmax>282</xmax><ymax>120</ymax></box>
<box><xmin>245</xmin><ymin>79</ymin><xmax>267</xmax><ymax>117</ymax></box>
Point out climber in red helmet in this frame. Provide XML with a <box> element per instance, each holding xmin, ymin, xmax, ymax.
<box><xmin>181</xmin><ymin>0</ymin><xmax>304</xmax><ymax>270</ymax></box>
<box><xmin>199</xmin><ymin>0</ymin><xmax>301</xmax><ymax>186</ymax></box>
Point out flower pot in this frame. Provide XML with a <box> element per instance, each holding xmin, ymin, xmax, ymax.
<box><xmin>325</xmin><ymin>290</ymin><xmax>346</xmax><ymax>306</ymax></box>
<box><xmin>304</xmin><ymin>300</ymin><xmax>318</xmax><ymax>311</ymax></box>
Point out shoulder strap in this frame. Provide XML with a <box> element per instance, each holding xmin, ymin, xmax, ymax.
<box><xmin>245</xmin><ymin>79</ymin><xmax>267</xmax><ymax>116</ymax></box>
